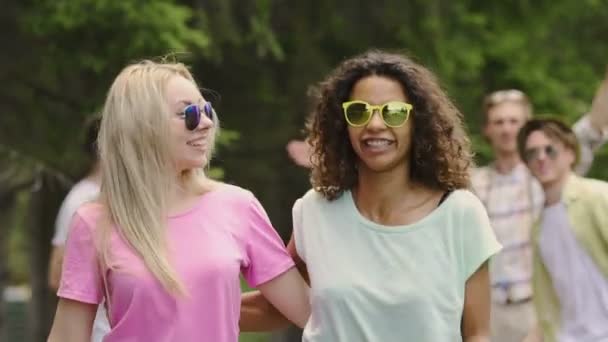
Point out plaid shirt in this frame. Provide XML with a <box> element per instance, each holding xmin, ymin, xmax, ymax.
<box><xmin>472</xmin><ymin>115</ymin><xmax>607</xmax><ymax>304</ymax></box>
<box><xmin>472</xmin><ymin>163</ymin><xmax>544</xmax><ymax>303</ymax></box>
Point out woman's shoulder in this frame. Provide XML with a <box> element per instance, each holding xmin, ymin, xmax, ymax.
<box><xmin>72</xmin><ymin>200</ymin><xmax>106</xmax><ymax>233</ymax></box>
<box><xmin>205</xmin><ymin>182</ymin><xmax>261</xmax><ymax>207</ymax></box>
<box><xmin>300</xmin><ymin>188</ymin><xmax>325</xmax><ymax>202</ymax></box>
<box><xmin>296</xmin><ymin>188</ymin><xmax>338</xmax><ymax>209</ymax></box>
<box><xmin>76</xmin><ymin>199</ymin><xmax>104</xmax><ymax>215</ymax></box>
<box><xmin>293</xmin><ymin>188</ymin><xmax>350</xmax><ymax>219</ymax></box>
<box><xmin>441</xmin><ymin>189</ymin><xmax>486</xmax><ymax>214</ymax></box>
<box><xmin>299</xmin><ymin>187</ymin><xmax>345</xmax><ymax>204</ymax></box>
<box><xmin>215</xmin><ymin>182</ymin><xmax>253</xmax><ymax>196</ymax></box>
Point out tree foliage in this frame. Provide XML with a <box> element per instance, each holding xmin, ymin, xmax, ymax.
<box><xmin>1</xmin><ymin>0</ymin><xmax>607</xmax><ymax>241</ymax></box>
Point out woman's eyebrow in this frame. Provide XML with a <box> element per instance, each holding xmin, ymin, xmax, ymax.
<box><xmin>177</xmin><ymin>98</ymin><xmax>204</xmax><ymax>106</ymax></box>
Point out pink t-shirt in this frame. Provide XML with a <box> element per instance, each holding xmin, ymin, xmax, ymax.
<box><xmin>58</xmin><ymin>185</ymin><xmax>295</xmax><ymax>342</ymax></box>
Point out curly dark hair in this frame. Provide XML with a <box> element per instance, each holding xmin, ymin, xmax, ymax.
<box><xmin>306</xmin><ymin>50</ymin><xmax>473</xmax><ymax>200</ymax></box>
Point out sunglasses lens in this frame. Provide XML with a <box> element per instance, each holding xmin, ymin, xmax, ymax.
<box><xmin>524</xmin><ymin>149</ymin><xmax>537</xmax><ymax>162</ymax></box>
<box><xmin>546</xmin><ymin>145</ymin><xmax>558</xmax><ymax>159</ymax></box>
<box><xmin>203</xmin><ymin>102</ymin><xmax>215</xmax><ymax>120</ymax></box>
<box><xmin>345</xmin><ymin>102</ymin><xmax>370</xmax><ymax>126</ymax></box>
<box><xmin>382</xmin><ymin>102</ymin><xmax>410</xmax><ymax>127</ymax></box>
<box><xmin>525</xmin><ymin>145</ymin><xmax>559</xmax><ymax>162</ymax></box>
<box><xmin>184</xmin><ymin>105</ymin><xmax>201</xmax><ymax>130</ymax></box>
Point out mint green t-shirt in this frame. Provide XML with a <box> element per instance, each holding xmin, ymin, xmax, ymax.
<box><xmin>294</xmin><ymin>189</ymin><xmax>501</xmax><ymax>342</ymax></box>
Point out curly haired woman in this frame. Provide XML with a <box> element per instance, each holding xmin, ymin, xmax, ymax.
<box><xmin>242</xmin><ymin>50</ymin><xmax>501</xmax><ymax>342</ymax></box>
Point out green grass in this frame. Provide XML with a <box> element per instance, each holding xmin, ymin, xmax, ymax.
<box><xmin>240</xmin><ymin>332</ymin><xmax>270</xmax><ymax>342</ymax></box>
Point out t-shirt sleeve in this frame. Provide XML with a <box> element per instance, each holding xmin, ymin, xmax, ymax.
<box><xmin>241</xmin><ymin>195</ymin><xmax>295</xmax><ymax>288</ymax></box>
<box><xmin>57</xmin><ymin>211</ymin><xmax>103</xmax><ymax>304</ymax></box>
<box><xmin>291</xmin><ymin>198</ymin><xmax>306</xmax><ymax>263</ymax></box>
<box><xmin>52</xmin><ymin>194</ymin><xmax>78</xmax><ymax>246</ymax></box>
<box><xmin>460</xmin><ymin>194</ymin><xmax>502</xmax><ymax>280</ymax></box>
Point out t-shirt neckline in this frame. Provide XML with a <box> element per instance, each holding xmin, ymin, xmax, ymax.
<box><xmin>344</xmin><ymin>189</ymin><xmax>453</xmax><ymax>234</ymax></box>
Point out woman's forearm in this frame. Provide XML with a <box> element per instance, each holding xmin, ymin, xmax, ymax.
<box><xmin>240</xmin><ymin>290</ymin><xmax>292</xmax><ymax>332</ymax></box>
<box><xmin>48</xmin><ymin>298</ymin><xmax>96</xmax><ymax>342</ymax></box>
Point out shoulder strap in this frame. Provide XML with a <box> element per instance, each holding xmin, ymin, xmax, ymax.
<box><xmin>438</xmin><ymin>191</ymin><xmax>452</xmax><ymax>207</ymax></box>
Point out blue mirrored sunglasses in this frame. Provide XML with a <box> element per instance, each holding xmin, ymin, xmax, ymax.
<box><xmin>182</xmin><ymin>102</ymin><xmax>215</xmax><ymax>130</ymax></box>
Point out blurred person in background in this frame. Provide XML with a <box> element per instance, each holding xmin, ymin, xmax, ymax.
<box><xmin>472</xmin><ymin>69</ymin><xmax>608</xmax><ymax>342</ymax></box>
<box><xmin>518</xmin><ymin>118</ymin><xmax>608</xmax><ymax>342</ymax></box>
<box><xmin>48</xmin><ymin>115</ymin><xmax>108</xmax><ymax>342</ymax></box>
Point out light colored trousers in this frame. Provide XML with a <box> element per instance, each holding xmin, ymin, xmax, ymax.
<box><xmin>491</xmin><ymin>300</ymin><xmax>537</xmax><ymax>342</ymax></box>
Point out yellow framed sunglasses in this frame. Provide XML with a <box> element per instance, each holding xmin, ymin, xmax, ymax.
<box><xmin>342</xmin><ymin>100</ymin><xmax>413</xmax><ymax>127</ymax></box>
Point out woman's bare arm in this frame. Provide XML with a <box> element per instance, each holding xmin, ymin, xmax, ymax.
<box><xmin>462</xmin><ymin>262</ymin><xmax>491</xmax><ymax>342</ymax></box>
<box><xmin>47</xmin><ymin>298</ymin><xmax>97</xmax><ymax>342</ymax></box>
<box><xmin>240</xmin><ymin>235</ymin><xmax>310</xmax><ymax>331</ymax></box>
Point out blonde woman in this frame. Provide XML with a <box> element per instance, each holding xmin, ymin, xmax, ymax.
<box><xmin>48</xmin><ymin>61</ymin><xmax>310</xmax><ymax>342</ymax></box>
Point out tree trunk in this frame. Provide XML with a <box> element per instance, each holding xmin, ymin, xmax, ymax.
<box><xmin>0</xmin><ymin>192</ymin><xmax>17</xmax><ymax>340</ymax></box>
<box><xmin>26</xmin><ymin>172</ymin><xmax>67</xmax><ymax>342</ymax></box>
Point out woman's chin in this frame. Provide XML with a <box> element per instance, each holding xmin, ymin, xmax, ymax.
<box><xmin>179</xmin><ymin>157</ymin><xmax>209</xmax><ymax>172</ymax></box>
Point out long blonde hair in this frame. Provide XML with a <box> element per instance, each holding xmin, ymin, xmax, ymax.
<box><xmin>97</xmin><ymin>60</ymin><xmax>218</xmax><ymax>294</ymax></box>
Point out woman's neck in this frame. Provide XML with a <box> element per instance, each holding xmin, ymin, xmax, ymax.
<box><xmin>354</xmin><ymin>163</ymin><xmax>429</xmax><ymax>219</ymax></box>
<box><xmin>167</xmin><ymin>171</ymin><xmax>212</xmax><ymax>215</ymax></box>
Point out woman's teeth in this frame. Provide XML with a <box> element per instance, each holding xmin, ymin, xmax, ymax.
<box><xmin>364</xmin><ymin>139</ymin><xmax>391</xmax><ymax>146</ymax></box>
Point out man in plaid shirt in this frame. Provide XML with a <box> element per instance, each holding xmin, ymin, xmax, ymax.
<box><xmin>472</xmin><ymin>71</ymin><xmax>608</xmax><ymax>342</ymax></box>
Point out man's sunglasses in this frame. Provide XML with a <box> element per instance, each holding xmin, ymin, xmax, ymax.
<box><xmin>342</xmin><ymin>101</ymin><xmax>413</xmax><ymax>128</ymax></box>
<box><xmin>524</xmin><ymin>145</ymin><xmax>559</xmax><ymax>162</ymax></box>
<box><xmin>179</xmin><ymin>102</ymin><xmax>215</xmax><ymax>130</ymax></box>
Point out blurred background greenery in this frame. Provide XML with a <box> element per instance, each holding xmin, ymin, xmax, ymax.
<box><xmin>1</xmin><ymin>0</ymin><xmax>607</xmax><ymax>341</ymax></box>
